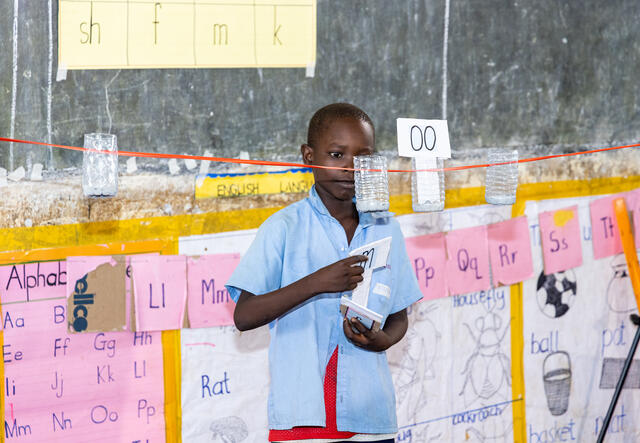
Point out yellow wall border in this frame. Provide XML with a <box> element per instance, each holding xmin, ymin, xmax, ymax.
<box><xmin>0</xmin><ymin>175</ymin><xmax>638</xmax><ymax>443</ymax></box>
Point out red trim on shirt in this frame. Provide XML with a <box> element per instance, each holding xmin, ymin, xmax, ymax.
<box><xmin>268</xmin><ymin>346</ymin><xmax>355</xmax><ymax>441</ymax></box>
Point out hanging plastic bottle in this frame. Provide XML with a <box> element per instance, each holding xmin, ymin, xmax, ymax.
<box><xmin>485</xmin><ymin>148</ymin><xmax>518</xmax><ymax>205</ymax></box>
<box><xmin>354</xmin><ymin>155</ymin><xmax>389</xmax><ymax>212</ymax></box>
<box><xmin>411</xmin><ymin>157</ymin><xmax>445</xmax><ymax>212</ymax></box>
<box><xmin>82</xmin><ymin>133</ymin><xmax>118</xmax><ymax>197</ymax></box>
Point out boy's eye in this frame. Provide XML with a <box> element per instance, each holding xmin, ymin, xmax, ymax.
<box><xmin>329</xmin><ymin>152</ymin><xmax>343</xmax><ymax>159</ymax></box>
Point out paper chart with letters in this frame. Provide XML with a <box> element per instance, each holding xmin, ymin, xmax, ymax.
<box><xmin>523</xmin><ymin>195</ymin><xmax>640</xmax><ymax>442</ymax></box>
<box><xmin>389</xmin><ymin>204</ymin><xmax>516</xmax><ymax>442</ymax></box>
<box><xmin>0</xmin><ymin>260</ymin><xmax>166</xmax><ymax>442</ymax></box>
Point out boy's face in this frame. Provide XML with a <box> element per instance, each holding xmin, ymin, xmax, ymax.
<box><xmin>301</xmin><ymin>116</ymin><xmax>374</xmax><ymax>202</ymax></box>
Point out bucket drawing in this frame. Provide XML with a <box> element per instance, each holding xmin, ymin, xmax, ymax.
<box><xmin>543</xmin><ymin>350</ymin><xmax>571</xmax><ymax>416</ymax></box>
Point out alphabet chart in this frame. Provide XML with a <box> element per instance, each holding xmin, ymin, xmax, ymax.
<box><xmin>58</xmin><ymin>0</ymin><xmax>317</xmax><ymax>69</ymax></box>
<box><xmin>1</xmin><ymin>260</ymin><xmax>166</xmax><ymax>442</ymax></box>
<box><xmin>522</xmin><ymin>195</ymin><xmax>640</xmax><ymax>441</ymax></box>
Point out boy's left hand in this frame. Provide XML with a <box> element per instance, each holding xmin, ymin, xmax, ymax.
<box><xmin>342</xmin><ymin>309</ymin><xmax>409</xmax><ymax>352</ymax></box>
<box><xmin>342</xmin><ymin>318</ymin><xmax>392</xmax><ymax>352</ymax></box>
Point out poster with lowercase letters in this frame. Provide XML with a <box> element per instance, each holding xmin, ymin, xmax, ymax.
<box><xmin>0</xmin><ymin>260</ymin><xmax>166</xmax><ymax>442</ymax></box>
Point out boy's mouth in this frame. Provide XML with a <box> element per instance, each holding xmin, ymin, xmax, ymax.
<box><xmin>335</xmin><ymin>180</ymin><xmax>355</xmax><ymax>189</ymax></box>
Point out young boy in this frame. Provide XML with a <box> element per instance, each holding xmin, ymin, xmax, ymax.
<box><xmin>226</xmin><ymin>103</ymin><xmax>422</xmax><ymax>442</ymax></box>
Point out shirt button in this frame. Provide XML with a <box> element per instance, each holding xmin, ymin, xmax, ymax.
<box><xmin>341</xmin><ymin>247</ymin><xmax>345</xmax><ymax>251</ymax></box>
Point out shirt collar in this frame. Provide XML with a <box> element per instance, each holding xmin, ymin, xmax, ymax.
<box><xmin>307</xmin><ymin>185</ymin><xmax>382</xmax><ymax>229</ymax></box>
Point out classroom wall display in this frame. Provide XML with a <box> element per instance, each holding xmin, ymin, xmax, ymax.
<box><xmin>58</xmin><ymin>0</ymin><xmax>317</xmax><ymax>69</ymax></box>
<box><xmin>181</xmin><ymin>326</ymin><xmax>270</xmax><ymax>442</ymax></box>
<box><xmin>0</xmin><ymin>260</ymin><xmax>166</xmax><ymax>442</ymax></box>
<box><xmin>390</xmin><ymin>205</ymin><xmax>516</xmax><ymax>442</ymax></box>
<box><xmin>523</xmin><ymin>196</ymin><xmax>640</xmax><ymax>442</ymax></box>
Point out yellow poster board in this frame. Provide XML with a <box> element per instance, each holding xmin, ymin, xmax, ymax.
<box><xmin>58</xmin><ymin>0</ymin><xmax>317</xmax><ymax>69</ymax></box>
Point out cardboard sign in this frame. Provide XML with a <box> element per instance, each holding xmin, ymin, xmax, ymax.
<box><xmin>348</xmin><ymin>237</ymin><xmax>392</xmax><ymax>306</ymax></box>
<box><xmin>396</xmin><ymin>118</ymin><xmax>451</xmax><ymax>158</ymax></box>
<box><xmin>539</xmin><ymin>206</ymin><xmax>583</xmax><ymax>274</ymax></box>
<box><xmin>488</xmin><ymin>217</ymin><xmax>534</xmax><ymax>285</ymax></box>
<box><xmin>405</xmin><ymin>233</ymin><xmax>448</xmax><ymax>301</ymax></box>
<box><xmin>590</xmin><ymin>195</ymin><xmax>623</xmax><ymax>259</ymax></box>
<box><xmin>66</xmin><ymin>256</ymin><xmax>127</xmax><ymax>333</ymax></box>
<box><xmin>446</xmin><ymin>225</ymin><xmax>491</xmax><ymax>295</ymax></box>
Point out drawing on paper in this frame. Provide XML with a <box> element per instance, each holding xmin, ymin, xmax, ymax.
<box><xmin>394</xmin><ymin>303</ymin><xmax>442</xmax><ymax>424</ymax></box>
<box><xmin>210</xmin><ymin>416</ymin><xmax>248</xmax><ymax>443</ymax></box>
<box><xmin>599</xmin><ymin>357</ymin><xmax>640</xmax><ymax>389</ymax></box>
<box><xmin>465</xmin><ymin>420</ymin><xmax>513</xmax><ymax>442</ymax></box>
<box><xmin>459</xmin><ymin>312</ymin><xmax>511</xmax><ymax>406</ymax></box>
<box><xmin>536</xmin><ymin>270</ymin><xmax>577</xmax><ymax>319</ymax></box>
<box><xmin>542</xmin><ymin>350</ymin><xmax>571</xmax><ymax>416</ymax></box>
<box><xmin>606</xmin><ymin>254</ymin><xmax>636</xmax><ymax>313</ymax></box>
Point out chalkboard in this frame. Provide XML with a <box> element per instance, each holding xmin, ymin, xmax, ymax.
<box><xmin>1</xmin><ymin>0</ymin><xmax>639</xmax><ymax>173</ymax></box>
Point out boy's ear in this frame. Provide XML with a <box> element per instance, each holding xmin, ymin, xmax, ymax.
<box><xmin>301</xmin><ymin>144</ymin><xmax>313</xmax><ymax>165</ymax></box>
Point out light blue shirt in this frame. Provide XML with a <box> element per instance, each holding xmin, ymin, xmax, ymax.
<box><xmin>226</xmin><ymin>186</ymin><xmax>422</xmax><ymax>433</ymax></box>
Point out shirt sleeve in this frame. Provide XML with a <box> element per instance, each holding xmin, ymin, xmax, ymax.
<box><xmin>389</xmin><ymin>219</ymin><xmax>423</xmax><ymax>313</ymax></box>
<box><xmin>225</xmin><ymin>214</ymin><xmax>286</xmax><ymax>302</ymax></box>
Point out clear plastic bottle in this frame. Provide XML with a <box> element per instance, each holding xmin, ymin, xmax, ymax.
<box><xmin>354</xmin><ymin>155</ymin><xmax>389</xmax><ymax>212</ymax></box>
<box><xmin>82</xmin><ymin>133</ymin><xmax>118</xmax><ymax>197</ymax></box>
<box><xmin>485</xmin><ymin>148</ymin><xmax>518</xmax><ymax>205</ymax></box>
<box><xmin>411</xmin><ymin>157</ymin><xmax>445</xmax><ymax>212</ymax></box>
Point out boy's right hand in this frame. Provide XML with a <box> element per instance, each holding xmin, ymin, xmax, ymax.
<box><xmin>309</xmin><ymin>255</ymin><xmax>368</xmax><ymax>294</ymax></box>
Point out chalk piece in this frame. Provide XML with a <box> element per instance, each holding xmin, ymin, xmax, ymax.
<box><xmin>126</xmin><ymin>156</ymin><xmax>137</xmax><ymax>173</ymax></box>
<box><xmin>0</xmin><ymin>167</ymin><xmax>7</xmax><ymax>186</ymax></box>
<box><xmin>199</xmin><ymin>150</ymin><xmax>212</xmax><ymax>175</ymax></box>
<box><xmin>8</xmin><ymin>166</ymin><xmax>25</xmax><ymax>182</ymax></box>
<box><xmin>30</xmin><ymin>163</ymin><xmax>43</xmax><ymax>181</ymax></box>
<box><xmin>56</xmin><ymin>62</ymin><xmax>67</xmax><ymax>81</ymax></box>
<box><xmin>168</xmin><ymin>158</ymin><xmax>180</xmax><ymax>175</ymax></box>
<box><xmin>305</xmin><ymin>62</ymin><xmax>316</xmax><ymax>78</ymax></box>
<box><xmin>184</xmin><ymin>157</ymin><xmax>198</xmax><ymax>171</ymax></box>
<box><xmin>237</xmin><ymin>151</ymin><xmax>250</xmax><ymax>161</ymax></box>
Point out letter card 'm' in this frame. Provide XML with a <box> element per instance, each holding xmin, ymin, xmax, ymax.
<box><xmin>186</xmin><ymin>254</ymin><xmax>240</xmax><ymax>328</ymax></box>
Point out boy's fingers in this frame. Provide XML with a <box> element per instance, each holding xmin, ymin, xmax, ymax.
<box><xmin>343</xmin><ymin>319</ymin><xmax>357</xmax><ymax>339</ymax></box>
<box><xmin>350</xmin><ymin>317</ymin><xmax>368</xmax><ymax>334</ymax></box>
<box><xmin>345</xmin><ymin>255</ymin><xmax>369</xmax><ymax>265</ymax></box>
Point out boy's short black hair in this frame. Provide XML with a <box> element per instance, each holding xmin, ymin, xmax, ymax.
<box><xmin>307</xmin><ymin>103</ymin><xmax>374</xmax><ymax>148</ymax></box>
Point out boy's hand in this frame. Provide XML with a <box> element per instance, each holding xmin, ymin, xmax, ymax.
<box><xmin>342</xmin><ymin>309</ymin><xmax>409</xmax><ymax>352</ymax></box>
<box><xmin>309</xmin><ymin>255</ymin><xmax>368</xmax><ymax>294</ymax></box>
<box><xmin>343</xmin><ymin>317</ymin><xmax>392</xmax><ymax>352</ymax></box>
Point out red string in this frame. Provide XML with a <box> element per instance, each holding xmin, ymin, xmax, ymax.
<box><xmin>0</xmin><ymin>136</ymin><xmax>637</xmax><ymax>173</ymax></box>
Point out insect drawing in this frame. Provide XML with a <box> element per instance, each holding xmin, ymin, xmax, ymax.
<box><xmin>394</xmin><ymin>303</ymin><xmax>442</xmax><ymax>424</ymax></box>
<box><xmin>459</xmin><ymin>312</ymin><xmax>511</xmax><ymax>407</ymax></box>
